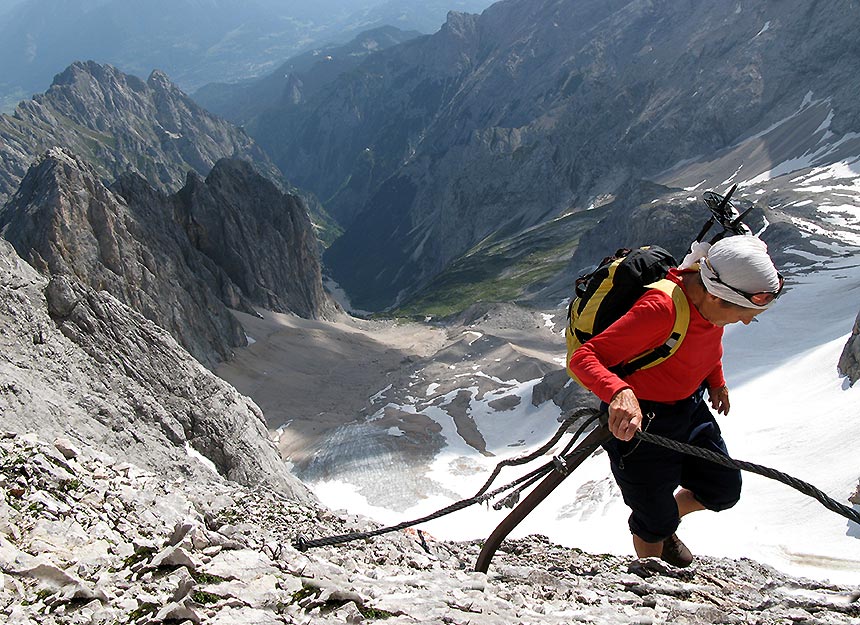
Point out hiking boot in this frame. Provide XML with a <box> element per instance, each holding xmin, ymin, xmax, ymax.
<box><xmin>661</xmin><ymin>533</ymin><xmax>693</xmax><ymax>568</ymax></box>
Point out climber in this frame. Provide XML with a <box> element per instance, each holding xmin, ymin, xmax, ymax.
<box><xmin>568</xmin><ymin>235</ymin><xmax>784</xmax><ymax>567</ymax></box>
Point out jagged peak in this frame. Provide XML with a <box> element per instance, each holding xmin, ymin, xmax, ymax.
<box><xmin>147</xmin><ymin>68</ymin><xmax>177</xmax><ymax>90</ymax></box>
<box><xmin>50</xmin><ymin>60</ymin><xmax>103</xmax><ymax>86</ymax></box>
<box><xmin>41</xmin><ymin>146</ymin><xmax>89</xmax><ymax>170</ymax></box>
<box><xmin>17</xmin><ymin>147</ymin><xmax>105</xmax><ymax>194</ymax></box>
<box><xmin>207</xmin><ymin>157</ymin><xmax>266</xmax><ymax>184</ymax></box>
<box><xmin>50</xmin><ymin>60</ymin><xmax>146</xmax><ymax>91</ymax></box>
<box><xmin>442</xmin><ymin>10</ymin><xmax>480</xmax><ymax>38</ymax></box>
<box><xmin>3</xmin><ymin>147</ymin><xmax>115</xmax><ymax>220</ymax></box>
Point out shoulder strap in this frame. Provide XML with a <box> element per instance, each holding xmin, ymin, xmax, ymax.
<box><xmin>568</xmin><ymin>255</ymin><xmax>624</xmax><ymax>344</ymax></box>
<box><xmin>611</xmin><ymin>278</ymin><xmax>691</xmax><ymax>377</ymax></box>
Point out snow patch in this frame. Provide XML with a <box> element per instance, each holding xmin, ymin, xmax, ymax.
<box><xmin>370</xmin><ymin>384</ymin><xmax>393</xmax><ymax>403</ymax></box>
<box><xmin>753</xmin><ymin>21</ymin><xmax>771</xmax><ymax>38</ymax></box>
<box><xmin>184</xmin><ymin>443</ymin><xmax>219</xmax><ymax>475</ymax></box>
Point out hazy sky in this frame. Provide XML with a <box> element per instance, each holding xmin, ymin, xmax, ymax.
<box><xmin>0</xmin><ymin>0</ymin><xmax>496</xmax><ymax>111</ymax></box>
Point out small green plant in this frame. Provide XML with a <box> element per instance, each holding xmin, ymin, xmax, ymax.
<box><xmin>191</xmin><ymin>590</ymin><xmax>221</xmax><ymax>605</ymax></box>
<box><xmin>59</xmin><ymin>478</ymin><xmax>82</xmax><ymax>492</ymax></box>
<box><xmin>191</xmin><ymin>571</ymin><xmax>228</xmax><ymax>585</ymax></box>
<box><xmin>357</xmin><ymin>605</ymin><xmax>396</xmax><ymax>619</ymax></box>
<box><xmin>26</xmin><ymin>501</ymin><xmax>45</xmax><ymax>514</ymax></box>
<box><xmin>36</xmin><ymin>588</ymin><xmax>53</xmax><ymax>600</ymax></box>
<box><xmin>122</xmin><ymin>545</ymin><xmax>157</xmax><ymax>569</ymax></box>
<box><xmin>291</xmin><ymin>586</ymin><xmax>317</xmax><ymax>604</ymax></box>
<box><xmin>126</xmin><ymin>601</ymin><xmax>158</xmax><ymax>622</ymax></box>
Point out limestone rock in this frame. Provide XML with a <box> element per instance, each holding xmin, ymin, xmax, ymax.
<box><xmin>51</xmin><ymin>437</ymin><xmax>80</xmax><ymax>460</ymax></box>
<box><xmin>1</xmin><ymin>433</ymin><xmax>857</xmax><ymax>625</ymax></box>
<box><xmin>0</xmin><ymin>236</ymin><xmax>311</xmax><ymax>499</ymax></box>
<box><xmin>149</xmin><ymin>546</ymin><xmax>200</xmax><ymax>571</ymax></box>
<box><xmin>838</xmin><ymin>309</ymin><xmax>860</xmax><ymax>386</ymax></box>
<box><xmin>1</xmin><ymin>148</ymin><xmax>326</xmax><ymax>366</ymax></box>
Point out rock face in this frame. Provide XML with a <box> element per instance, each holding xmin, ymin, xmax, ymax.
<box><xmin>246</xmin><ymin>0</ymin><xmax>860</xmax><ymax>310</ymax></box>
<box><xmin>1</xmin><ymin>149</ymin><xmax>244</xmax><ymax>365</ymax></box>
<box><xmin>0</xmin><ymin>237</ymin><xmax>310</xmax><ymax>499</ymax></box>
<box><xmin>0</xmin><ymin>148</ymin><xmax>326</xmax><ymax>366</ymax></box>
<box><xmin>169</xmin><ymin>159</ymin><xmax>326</xmax><ymax>320</ymax></box>
<box><xmin>2</xmin><ymin>432</ymin><xmax>858</xmax><ymax>624</ymax></box>
<box><xmin>0</xmin><ymin>61</ymin><xmax>281</xmax><ymax>206</ymax></box>
<box><xmin>838</xmin><ymin>309</ymin><xmax>860</xmax><ymax>385</ymax></box>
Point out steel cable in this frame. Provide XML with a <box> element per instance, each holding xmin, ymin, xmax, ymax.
<box><xmin>293</xmin><ymin>407</ymin><xmax>860</xmax><ymax>551</ymax></box>
<box><xmin>634</xmin><ymin>429</ymin><xmax>860</xmax><ymax>524</ymax></box>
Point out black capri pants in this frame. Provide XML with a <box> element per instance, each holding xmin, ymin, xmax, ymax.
<box><xmin>601</xmin><ymin>385</ymin><xmax>742</xmax><ymax>543</ymax></box>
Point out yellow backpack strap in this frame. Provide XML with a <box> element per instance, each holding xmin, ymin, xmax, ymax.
<box><xmin>613</xmin><ymin>278</ymin><xmax>690</xmax><ymax>376</ymax></box>
<box><xmin>569</xmin><ymin>257</ymin><xmax>624</xmax><ymax>341</ymax></box>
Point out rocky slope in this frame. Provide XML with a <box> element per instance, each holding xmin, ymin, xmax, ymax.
<box><xmin>0</xmin><ymin>148</ymin><xmax>326</xmax><ymax>366</ymax></box>
<box><xmin>0</xmin><ymin>236</ymin><xmax>309</xmax><ymax>500</ymax></box>
<box><xmin>245</xmin><ymin>0</ymin><xmax>860</xmax><ymax>311</ymax></box>
<box><xmin>2</xmin><ymin>432</ymin><xmax>858</xmax><ymax>625</ymax></box>
<box><xmin>0</xmin><ymin>61</ymin><xmax>281</xmax><ymax>207</ymax></box>
<box><xmin>839</xmin><ymin>310</ymin><xmax>860</xmax><ymax>386</ymax></box>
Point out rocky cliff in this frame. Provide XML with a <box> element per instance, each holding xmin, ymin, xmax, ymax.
<box><xmin>0</xmin><ymin>61</ymin><xmax>281</xmax><ymax>206</ymax></box>
<box><xmin>170</xmin><ymin>159</ymin><xmax>326</xmax><ymax>320</ymax></box>
<box><xmin>247</xmin><ymin>0</ymin><xmax>860</xmax><ymax>311</ymax></box>
<box><xmin>0</xmin><ymin>236</ymin><xmax>309</xmax><ymax>500</ymax></box>
<box><xmin>839</xmin><ymin>309</ymin><xmax>860</xmax><ymax>386</ymax></box>
<box><xmin>0</xmin><ymin>148</ymin><xmax>326</xmax><ymax>366</ymax></box>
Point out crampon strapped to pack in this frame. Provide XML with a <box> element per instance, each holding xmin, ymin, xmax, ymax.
<box><xmin>696</xmin><ymin>184</ymin><xmax>752</xmax><ymax>243</ymax></box>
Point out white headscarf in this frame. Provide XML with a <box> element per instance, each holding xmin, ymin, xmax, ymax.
<box><xmin>680</xmin><ymin>236</ymin><xmax>781</xmax><ymax>309</ymax></box>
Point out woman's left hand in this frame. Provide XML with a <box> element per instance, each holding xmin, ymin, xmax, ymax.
<box><xmin>708</xmin><ymin>385</ymin><xmax>730</xmax><ymax>415</ymax></box>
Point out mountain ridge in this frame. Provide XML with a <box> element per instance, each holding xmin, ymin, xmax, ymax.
<box><xmin>240</xmin><ymin>0</ymin><xmax>860</xmax><ymax>311</ymax></box>
<box><xmin>1</xmin><ymin>148</ymin><xmax>327</xmax><ymax>366</ymax></box>
<box><xmin>0</xmin><ymin>60</ymin><xmax>281</xmax><ymax>207</ymax></box>
<box><xmin>193</xmin><ymin>25</ymin><xmax>425</xmax><ymax>126</ymax></box>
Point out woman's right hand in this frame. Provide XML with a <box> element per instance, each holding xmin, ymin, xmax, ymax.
<box><xmin>608</xmin><ymin>388</ymin><xmax>643</xmax><ymax>441</ymax></box>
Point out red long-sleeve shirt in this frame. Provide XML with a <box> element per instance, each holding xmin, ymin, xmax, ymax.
<box><xmin>568</xmin><ymin>268</ymin><xmax>726</xmax><ymax>404</ymax></box>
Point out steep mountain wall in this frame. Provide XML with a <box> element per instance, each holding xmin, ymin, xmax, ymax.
<box><xmin>1</xmin><ymin>149</ymin><xmax>326</xmax><ymax>366</ymax></box>
<box><xmin>839</xmin><ymin>309</ymin><xmax>860</xmax><ymax>385</ymax></box>
<box><xmin>0</xmin><ymin>236</ymin><xmax>310</xmax><ymax>500</ymax></box>
<box><xmin>169</xmin><ymin>159</ymin><xmax>326</xmax><ymax>319</ymax></box>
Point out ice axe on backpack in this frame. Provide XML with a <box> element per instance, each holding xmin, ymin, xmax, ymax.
<box><xmin>694</xmin><ymin>183</ymin><xmax>754</xmax><ymax>244</ymax></box>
